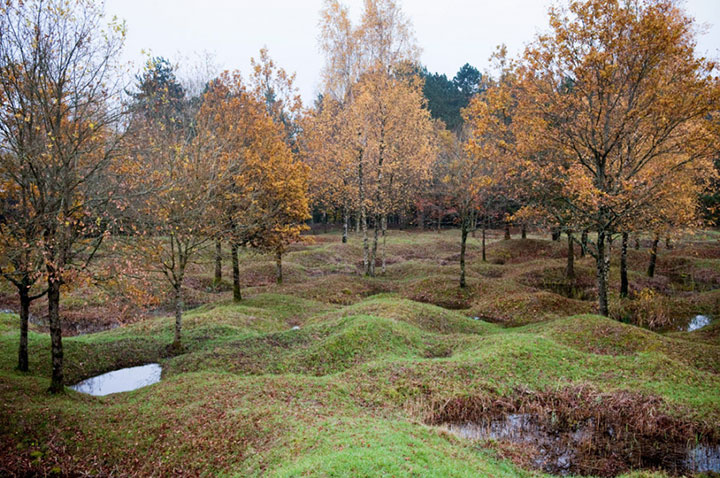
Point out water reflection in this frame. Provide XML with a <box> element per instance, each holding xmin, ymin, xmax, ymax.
<box><xmin>686</xmin><ymin>444</ymin><xmax>720</xmax><ymax>472</ymax></box>
<box><xmin>445</xmin><ymin>414</ymin><xmax>720</xmax><ymax>475</ymax></box>
<box><xmin>70</xmin><ymin>363</ymin><xmax>162</xmax><ymax>396</ymax></box>
<box><xmin>445</xmin><ymin>415</ymin><xmax>576</xmax><ymax>475</ymax></box>
<box><xmin>686</xmin><ymin>315</ymin><xmax>712</xmax><ymax>332</ymax></box>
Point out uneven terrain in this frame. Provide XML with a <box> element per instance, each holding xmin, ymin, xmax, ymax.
<box><xmin>1</xmin><ymin>229</ymin><xmax>719</xmax><ymax>477</ymax></box>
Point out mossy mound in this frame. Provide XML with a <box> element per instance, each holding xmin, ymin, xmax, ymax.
<box><xmin>311</xmin><ymin>296</ymin><xmax>498</xmax><ymax>335</ymax></box>
<box><xmin>522</xmin><ymin>314</ymin><xmax>720</xmax><ymax>373</ymax></box>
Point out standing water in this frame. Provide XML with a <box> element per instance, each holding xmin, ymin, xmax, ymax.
<box><xmin>686</xmin><ymin>315</ymin><xmax>712</xmax><ymax>332</ymax></box>
<box><xmin>444</xmin><ymin>414</ymin><xmax>720</xmax><ymax>475</ymax></box>
<box><xmin>70</xmin><ymin>363</ymin><xmax>162</xmax><ymax>396</ymax></box>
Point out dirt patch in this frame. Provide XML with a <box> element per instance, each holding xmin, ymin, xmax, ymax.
<box><xmin>428</xmin><ymin>386</ymin><xmax>719</xmax><ymax>477</ymax></box>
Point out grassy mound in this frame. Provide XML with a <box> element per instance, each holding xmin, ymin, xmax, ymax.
<box><xmin>1</xmin><ymin>231</ymin><xmax>719</xmax><ymax>477</ymax></box>
<box><xmin>165</xmin><ymin>311</ymin><xmax>478</xmax><ymax>377</ymax></box>
<box><xmin>311</xmin><ymin>296</ymin><xmax>498</xmax><ymax>335</ymax></box>
<box><xmin>521</xmin><ymin>314</ymin><xmax>720</xmax><ymax>373</ymax></box>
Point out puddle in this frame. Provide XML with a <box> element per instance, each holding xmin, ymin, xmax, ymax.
<box><xmin>444</xmin><ymin>414</ymin><xmax>720</xmax><ymax>476</ymax></box>
<box><xmin>70</xmin><ymin>363</ymin><xmax>162</xmax><ymax>396</ymax></box>
<box><xmin>444</xmin><ymin>415</ymin><xmax>584</xmax><ymax>475</ymax></box>
<box><xmin>685</xmin><ymin>315</ymin><xmax>712</xmax><ymax>332</ymax></box>
<box><xmin>686</xmin><ymin>444</ymin><xmax>720</xmax><ymax>472</ymax></box>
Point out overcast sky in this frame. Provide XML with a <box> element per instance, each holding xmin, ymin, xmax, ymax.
<box><xmin>105</xmin><ymin>0</ymin><xmax>720</xmax><ymax>103</ymax></box>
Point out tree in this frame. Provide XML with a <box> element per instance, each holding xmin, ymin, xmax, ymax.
<box><xmin>0</xmin><ymin>163</ymin><xmax>47</xmax><ymax>371</ymax></box>
<box><xmin>318</xmin><ymin>0</ymin><xmax>363</xmax><ymax>104</ymax></box>
<box><xmin>301</xmin><ymin>95</ymin><xmax>358</xmax><ymax>243</ymax></box>
<box><xmin>357</xmin><ymin>0</ymin><xmax>419</xmax><ymax>71</ymax></box>
<box><xmin>515</xmin><ymin>0</ymin><xmax>719</xmax><ymax>316</ymax></box>
<box><xmin>0</xmin><ymin>55</ymin><xmax>49</xmax><ymax>372</ymax></box>
<box><xmin>247</xmin><ymin>49</ymin><xmax>309</xmax><ymax>282</ymax></box>
<box><xmin>700</xmin><ymin>156</ymin><xmax>720</xmax><ymax>225</ymax></box>
<box><xmin>453</xmin><ymin>63</ymin><xmax>482</xmax><ymax>101</ymax></box>
<box><xmin>421</xmin><ymin>68</ymin><xmax>466</xmax><ymax>131</ymax></box>
<box><xmin>463</xmin><ymin>49</ymin><xmax>528</xmax><ymax>265</ymax></box>
<box><xmin>131</xmin><ymin>57</ymin><xmax>185</xmax><ymax>124</ymax></box>
<box><xmin>461</xmin><ymin>60</ymin><xmax>519</xmax><ymax>285</ymax></box>
<box><xmin>125</xmin><ymin>59</ymin><xmax>226</xmax><ymax>351</ymax></box>
<box><xmin>195</xmin><ymin>71</ymin><xmax>310</xmax><ymax>298</ymax></box>
<box><xmin>440</xmin><ymin>127</ymin><xmax>491</xmax><ymax>287</ymax></box>
<box><xmin>317</xmin><ymin>0</ymin><xmax>433</xmax><ymax>276</ymax></box>
<box><xmin>352</xmin><ymin>67</ymin><xmax>435</xmax><ymax>275</ymax></box>
<box><xmin>240</xmin><ymin>141</ymin><xmax>310</xmax><ymax>284</ymax></box>
<box><xmin>250</xmin><ymin>48</ymin><xmax>303</xmax><ymax>150</ymax></box>
<box><xmin>0</xmin><ymin>0</ymin><xmax>126</xmax><ymax>392</ymax></box>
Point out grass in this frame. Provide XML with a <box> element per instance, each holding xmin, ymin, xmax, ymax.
<box><xmin>1</xmin><ymin>229</ymin><xmax>718</xmax><ymax>477</ymax></box>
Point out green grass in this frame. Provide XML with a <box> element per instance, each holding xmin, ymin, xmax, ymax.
<box><xmin>1</xmin><ymin>230</ymin><xmax>718</xmax><ymax>476</ymax></box>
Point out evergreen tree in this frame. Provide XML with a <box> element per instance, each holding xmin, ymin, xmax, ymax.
<box><xmin>422</xmin><ymin>69</ymin><xmax>465</xmax><ymax>130</ymax></box>
<box><xmin>453</xmin><ymin>63</ymin><xmax>482</xmax><ymax>100</ymax></box>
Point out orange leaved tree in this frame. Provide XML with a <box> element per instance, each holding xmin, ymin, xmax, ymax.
<box><xmin>515</xmin><ymin>0</ymin><xmax>719</xmax><ymax>316</ymax></box>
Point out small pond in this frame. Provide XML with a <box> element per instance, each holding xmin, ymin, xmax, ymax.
<box><xmin>70</xmin><ymin>363</ymin><xmax>162</xmax><ymax>396</ymax></box>
<box><xmin>444</xmin><ymin>414</ymin><xmax>720</xmax><ymax>475</ymax></box>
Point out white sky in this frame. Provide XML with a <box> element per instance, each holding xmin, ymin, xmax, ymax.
<box><xmin>105</xmin><ymin>0</ymin><xmax>720</xmax><ymax>103</ymax></box>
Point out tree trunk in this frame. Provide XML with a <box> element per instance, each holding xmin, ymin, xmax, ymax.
<box><xmin>276</xmin><ymin>250</ymin><xmax>283</xmax><ymax>284</ymax></box>
<box><xmin>620</xmin><ymin>232</ymin><xmax>629</xmax><ymax>298</ymax></box>
<box><xmin>359</xmin><ymin>152</ymin><xmax>370</xmax><ymax>274</ymax></box>
<box><xmin>17</xmin><ymin>287</ymin><xmax>30</xmax><ymax>372</ymax></box>
<box><xmin>370</xmin><ymin>214</ymin><xmax>380</xmax><ymax>277</ymax></box>
<box><xmin>47</xmin><ymin>277</ymin><xmax>63</xmax><ymax>393</ymax></box>
<box><xmin>381</xmin><ymin>213</ymin><xmax>387</xmax><ymax>275</ymax></box>
<box><xmin>648</xmin><ymin>234</ymin><xmax>659</xmax><ymax>278</ymax></box>
<box><xmin>172</xmin><ymin>284</ymin><xmax>183</xmax><ymax>351</ymax></box>
<box><xmin>580</xmin><ymin>230</ymin><xmax>588</xmax><ymax>257</ymax></box>
<box><xmin>566</xmin><ymin>231</ymin><xmax>575</xmax><ymax>281</ymax></box>
<box><xmin>362</xmin><ymin>208</ymin><xmax>369</xmax><ymax>275</ymax></box>
<box><xmin>596</xmin><ymin>229</ymin><xmax>610</xmax><ymax>317</ymax></box>
<box><xmin>521</xmin><ymin>223</ymin><xmax>527</xmax><ymax>239</ymax></box>
<box><xmin>213</xmin><ymin>239</ymin><xmax>222</xmax><ymax>288</ymax></box>
<box><xmin>482</xmin><ymin>219</ymin><xmax>487</xmax><ymax>262</ymax></box>
<box><xmin>504</xmin><ymin>222</ymin><xmax>511</xmax><ymax>240</ymax></box>
<box><xmin>471</xmin><ymin>212</ymin><xmax>477</xmax><ymax>238</ymax></box>
<box><xmin>460</xmin><ymin>217</ymin><xmax>468</xmax><ymax>288</ymax></box>
<box><xmin>231</xmin><ymin>243</ymin><xmax>241</xmax><ymax>301</ymax></box>
<box><xmin>342</xmin><ymin>207</ymin><xmax>348</xmax><ymax>243</ymax></box>
<box><xmin>635</xmin><ymin>236</ymin><xmax>640</xmax><ymax>250</ymax></box>
<box><xmin>323</xmin><ymin>211</ymin><xmax>329</xmax><ymax>233</ymax></box>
